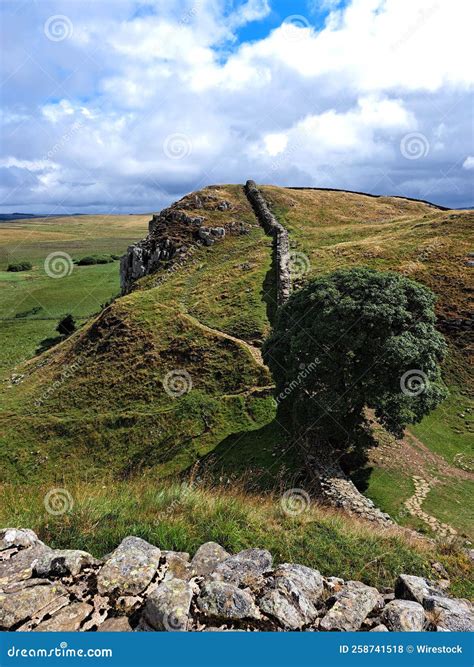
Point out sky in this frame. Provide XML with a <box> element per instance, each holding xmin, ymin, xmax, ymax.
<box><xmin>0</xmin><ymin>0</ymin><xmax>473</xmax><ymax>214</ymax></box>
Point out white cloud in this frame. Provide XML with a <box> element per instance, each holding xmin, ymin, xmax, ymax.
<box><xmin>462</xmin><ymin>156</ymin><xmax>474</xmax><ymax>170</ymax></box>
<box><xmin>0</xmin><ymin>0</ymin><xmax>473</xmax><ymax>213</ymax></box>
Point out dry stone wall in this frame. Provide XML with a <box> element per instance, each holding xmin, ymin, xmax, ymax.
<box><xmin>244</xmin><ymin>180</ymin><xmax>291</xmax><ymax>306</ymax></box>
<box><xmin>2</xmin><ymin>529</ymin><xmax>472</xmax><ymax>633</ymax></box>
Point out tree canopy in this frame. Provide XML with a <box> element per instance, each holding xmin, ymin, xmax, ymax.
<box><xmin>263</xmin><ymin>268</ymin><xmax>448</xmax><ymax>454</ymax></box>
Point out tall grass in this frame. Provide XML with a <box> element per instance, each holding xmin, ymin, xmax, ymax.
<box><xmin>1</xmin><ymin>478</ymin><xmax>471</xmax><ymax>598</ymax></box>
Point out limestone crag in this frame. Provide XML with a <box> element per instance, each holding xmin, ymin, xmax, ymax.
<box><xmin>120</xmin><ymin>190</ymin><xmax>242</xmax><ymax>294</ymax></box>
<box><xmin>2</xmin><ymin>529</ymin><xmax>472</xmax><ymax>633</ymax></box>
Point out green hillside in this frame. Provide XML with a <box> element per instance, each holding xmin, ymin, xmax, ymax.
<box><xmin>0</xmin><ymin>184</ymin><xmax>472</xmax><ymax>545</ymax></box>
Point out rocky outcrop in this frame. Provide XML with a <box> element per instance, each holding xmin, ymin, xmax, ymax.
<box><xmin>120</xmin><ymin>198</ymin><xmax>238</xmax><ymax>294</ymax></box>
<box><xmin>244</xmin><ymin>180</ymin><xmax>291</xmax><ymax>305</ymax></box>
<box><xmin>2</xmin><ymin>529</ymin><xmax>472</xmax><ymax>632</ymax></box>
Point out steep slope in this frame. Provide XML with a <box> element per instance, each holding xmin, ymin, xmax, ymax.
<box><xmin>1</xmin><ymin>184</ymin><xmax>472</xmax><ymax>542</ymax></box>
<box><xmin>0</xmin><ymin>185</ymin><xmax>274</xmax><ymax>482</ymax></box>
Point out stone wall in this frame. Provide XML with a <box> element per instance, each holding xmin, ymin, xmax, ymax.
<box><xmin>2</xmin><ymin>529</ymin><xmax>472</xmax><ymax>633</ymax></box>
<box><xmin>244</xmin><ymin>180</ymin><xmax>291</xmax><ymax>306</ymax></box>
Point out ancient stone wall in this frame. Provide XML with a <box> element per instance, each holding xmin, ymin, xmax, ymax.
<box><xmin>2</xmin><ymin>529</ymin><xmax>471</xmax><ymax>633</ymax></box>
<box><xmin>244</xmin><ymin>180</ymin><xmax>291</xmax><ymax>305</ymax></box>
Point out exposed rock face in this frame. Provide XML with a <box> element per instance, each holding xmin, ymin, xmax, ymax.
<box><xmin>244</xmin><ymin>180</ymin><xmax>291</xmax><ymax>305</ymax></box>
<box><xmin>120</xmin><ymin>190</ymin><xmax>243</xmax><ymax>294</ymax></box>
<box><xmin>2</xmin><ymin>529</ymin><xmax>471</xmax><ymax>632</ymax></box>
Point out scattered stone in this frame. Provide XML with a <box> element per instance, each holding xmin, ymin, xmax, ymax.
<box><xmin>395</xmin><ymin>574</ymin><xmax>438</xmax><ymax>604</ymax></box>
<box><xmin>370</xmin><ymin>624</ymin><xmax>389</xmax><ymax>632</ymax></box>
<box><xmin>319</xmin><ymin>581</ymin><xmax>382</xmax><ymax>631</ymax></box>
<box><xmin>197</xmin><ymin>581</ymin><xmax>260</xmax><ymax>622</ymax></box>
<box><xmin>97</xmin><ymin>536</ymin><xmax>161</xmax><ymax>596</ymax></box>
<box><xmin>382</xmin><ymin>600</ymin><xmax>426</xmax><ymax>632</ymax></box>
<box><xmin>0</xmin><ymin>528</ymin><xmax>42</xmax><ymax>551</ymax></box>
<box><xmin>0</xmin><ymin>582</ymin><xmax>68</xmax><ymax>630</ymax></box>
<box><xmin>163</xmin><ymin>552</ymin><xmax>193</xmax><ymax>582</ymax></box>
<box><xmin>190</xmin><ymin>542</ymin><xmax>229</xmax><ymax>577</ymax></box>
<box><xmin>423</xmin><ymin>595</ymin><xmax>474</xmax><ymax>632</ymax></box>
<box><xmin>258</xmin><ymin>567</ymin><xmax>322</xmax><ymax>630</ymax></box>
<box><xmin>0</xmin><ymin>544</ymin><xmax>52</xmax><ymax>585</ymax></box>
<box><xmin>143</xmin><ymin>579</ymin><xmax>194</xmax><ymax>631</ymax></box>
<box><xmin>211</xmin><ymin>548</ymin><xmax>272</xmax><ymax>586</ymax></box>
<box><xmin>34</xmin><ymin>549</ymin><xmax>98</xmax><ymax>578</ymax></box>
<box><xmin>97</xmin><ymin>616</ymin><xmax>133</xmax><ymax>632</ymax></box>
<box><xmin>32</xmin><ymin>602</ymin><xmax>93</xmax><ymax>632</ymax></box>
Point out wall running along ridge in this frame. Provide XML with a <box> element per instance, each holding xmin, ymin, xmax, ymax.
<box><xmin>243</xmin><ymin>182</ymin><xmax>395</xmax><ymax>527</ymax></box>
<box><xmin>2</xmin><ymin>529</ymin><xmax>472</xmax><ymax>632</ymax></box>
<box><xmin>244</xmin><ymin>180</ymin><xmax>291</xmax><ymax>306</ymax></box>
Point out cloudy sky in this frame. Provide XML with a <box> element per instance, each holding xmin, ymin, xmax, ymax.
<box><xmin>1</xmin><ymin>0</ymin><xmax>473</xmax><ymax>214</ymax></box>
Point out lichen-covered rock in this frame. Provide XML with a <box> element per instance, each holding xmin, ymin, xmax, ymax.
<box><xmin>382</xmin><ymin>600</ymin><xmax>426</xmax><ymax>631</ymax></box>
<box><xmin>210</xmin><ymin>548</ymin><xmax>272</xmax><ymax>586</ymax></box>
<box><xmin>423</xmin><ymin>595</ymin><xmax>474</xmax><ymax>632</ymax></box>
<box><xmin>257</xmin><ymin>563</ymin><xmax>324</xmax><ymax>630</ymax></box>
<box><xmin>97</xmin><ymin>616</ymin><xmax>133</xmax><ymax>632</ymax></box>
<box><xmin>273</xmin><ymin>564</ymin><xmax>324</xmax><ymax>601</ymax></box>
<box><xmin>0</xmin><ymin>544</ymin><xmax>52</xmax><ymax>585</ymax></box>
<box><xmin>0</xmin><ymin>581</ymin><xmax>68</xmax><ymax>629</ymax></box>
<box><xmin>97</xmin><ymin>536</ymin><xmax>161</xmax><ymax>596</ymax></box>
<box><xmin>370</xmin><ymin>624</ymin><xmax>389</xmax><ymax>632</ymax></box>
<box><xmin>0</xmin><ymin>528</ymin><xmax>42</xmax><ymax>551</ymax></box>
<box><xmin>394</xmin><ymin>574</ymin><xmax>437</xmax><ymax>604</ymax></box>
<box><xmin>319</xmin><ymin>581</ymin><xmax>382</xmax><ymax>631</ymax></box>
<box><xmin>190</xmin><ymin>542</ymin><xmax>229</xmax><ymax>577</ymax></box>
<box><xmin>34</xmin><ymin>549</ymin><xmax>98</xmax><ymax>578</ymax></box>
<box><xmin>143</xmin><ymin>579</ymin><xmax>194</xmax><ymax>631</ymax></box>
<box><xmin>32</xmin><ymin>602</ymin><xmax>93</xmax><ymax>632</ymax></box>
<box><xmin>197</xmin><ymin>581</ymin><xmax>260</xmax><ymax>622</ymax></box>
<box><xmin>163</xmin><ymin>552</ymin><xmax>193</xmax><ymax>582</ymax></box>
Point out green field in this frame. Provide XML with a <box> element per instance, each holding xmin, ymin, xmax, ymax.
<box><xmin>0</xmin><ymin>214</ymin><xmax>149</xmax><ymax>377</ymax></box>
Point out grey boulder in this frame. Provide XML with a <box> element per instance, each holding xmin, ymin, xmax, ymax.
<box><xmin>34</xmin><ymin>549</ymin><xmax>97</xmax><ymax>577</ymax></box>
<box><xmin>424</xmin><ymin>595</ymin><xmax>474</xmax><ymax>632</ymax></box>
<box><xmin>382</xmin><ymin>600</ymin><xmax>426</xmax><ymax>632</ymax></box>
<box><xmin>197</xmin><ymin>581</ymin><xmax>260</xmax><ymax>622</ymax></box>
<box><xmin>190</xmin><ymin>542</ymin><xmax>229</xmax><ymax>577</ymax></box>
<box><xmin>210</xmin><ymin>548</ymin><xmax>272</xmax><ymax>586</ymax></box>
<box><xmin>320</xmin><ymin>581</ymin><xmax>382</xmax><ymax>631</ymax></box>
<box><xmin>97</xmin><ymin>536</ymin><xmax>161</xmax><ymax>596</ymax></box>
<box><xmin>143</xmin><ymin>579</ymin><xmax>193</xmax><ymax>631</ymax></box>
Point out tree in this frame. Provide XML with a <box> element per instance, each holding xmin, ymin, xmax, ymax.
<box><xmin>263</xmin><ymin>268</ymin><xmax>448</xmax><ymax>456</ymax></box>
<box><xmin>56</xmin><ymin>314</ymin><xmax>76</xmax><ymax>338</ymax></box>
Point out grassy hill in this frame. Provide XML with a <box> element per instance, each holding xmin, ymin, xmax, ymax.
<box><xmin>0</xmin><ymin>184</ymin><xmax>472</xmax><ymax>558</ymax></box>
<box><xmin>0</xmin><ymin>214</ymin><xmax>149</xmax><ymax>375</ymax></box>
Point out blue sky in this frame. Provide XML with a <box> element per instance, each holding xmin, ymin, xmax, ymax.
<box><xmin>0</xmin><ymin>0</ymin><xmax>473</xmax><ymax>213</ymax></box>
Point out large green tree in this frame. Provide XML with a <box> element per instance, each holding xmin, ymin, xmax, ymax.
<box><xmin>263</xmin><ymin>268</ymin><xmax>448</xmax><ymax>455</ymax></box>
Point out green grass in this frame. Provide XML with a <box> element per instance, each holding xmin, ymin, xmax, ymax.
<box><xmin>1</xmin><ymin>479</ymin><xmax>472</xmax><ymax>598</ymax></box>
<box><xmin>0</xmin><ymin>186</ymin><xmax>276</xmax><ymax>484</ymax></box>
<box><xmin>410</xmin><ymin>391</ymin><xmax>473</xmax><ymax>467</ymax></box>
<box><xmin>0</xmin><ymin>214</ymin><xmax>149</xmax><ymax>379</ymax></box>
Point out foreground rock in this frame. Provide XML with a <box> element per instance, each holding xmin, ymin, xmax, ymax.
<box><xmin>0</xmin><ymin>529</ymin><xmax>472</xmax><ymax>632</ymax></box>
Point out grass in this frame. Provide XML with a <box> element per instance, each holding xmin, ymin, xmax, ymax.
<box><xmin>1</xmin><ymin>478</ymin><xmax>472</xmax><ymax>599</ymax></box>
<box><xmin>0</xmin><ymin>186</ymin><xmax>276</xmax><ymax>483</ymax></box>
<box><xmin>1</xmin><ymin>184</ymin><xmax>472</xmax><ymax>558</ymax></box>
<box><xmin>0</xmin><ymin>214</ymin><xmax>149</xmax><ymax>379</ymax></box>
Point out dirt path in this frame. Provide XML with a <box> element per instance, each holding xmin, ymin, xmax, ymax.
<box><xmin>181</xmin><ymin>313</ymin><xmax>266</xmax><ymax>368</ymax></box>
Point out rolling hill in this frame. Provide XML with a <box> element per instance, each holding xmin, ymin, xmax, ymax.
<box><xmin>0</xmin><ymin>184</ymin><xmax>472</xmax><ymax>546</ymax></box>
